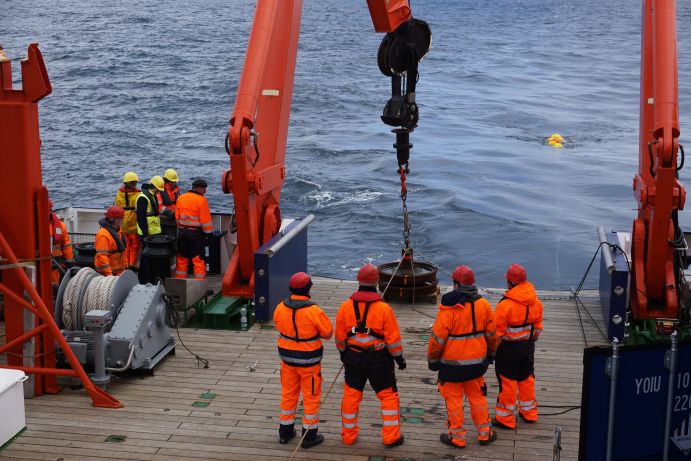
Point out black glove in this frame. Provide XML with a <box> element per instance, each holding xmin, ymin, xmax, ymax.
<box><xmin>428</xmin><ymin>361</ymin><xmax>440</xmax><ymax>372</ymax></box>
<box><xmin>487</xmin><ymin>354</ymin><xmax>496</xmax><ymax>365</ymax></box>
<box><xmin>339</xmin><ymin>351</ymin><xmax>345</xmax><ymax>363</ymax></box>
<box><xmin>394</xmin><ymin>356</ymin><xmax>406</xmax><ymax>370</ymax></box>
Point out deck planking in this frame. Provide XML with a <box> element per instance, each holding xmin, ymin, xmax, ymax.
<box><xmin>0</xmin><ymin>276</ymin><xmax>608</xmax><ymax>460</ymax></box>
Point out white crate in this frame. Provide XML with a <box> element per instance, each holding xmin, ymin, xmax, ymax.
<box><xmin>0</xmin><ymin>369</ymin><xmax>27</xmax><ymax>447</ymax></box>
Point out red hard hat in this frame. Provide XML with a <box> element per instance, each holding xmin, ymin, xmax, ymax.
<box><xmin>289</xmin><ymin>272</ymin><xmax>312</xmax><ymax>290</ymax></box>
<box><xmin>105</xmin><ymin>205</ymin><xmax>125</xmax><ymax>220</ymax></box>
<box><xmin>357</xmin><ymin>264</ymin><xmax>379</xmax><ymax>285</ymax></box>
<box><xmin>452</xmin><ymin>265</ymin><xmax>475</xmax><ymax>285</ymax></box>
<box><xmin>505</xmin><ymin>263</ymin><xmax>527</xmax><ymax>284</ymax></box>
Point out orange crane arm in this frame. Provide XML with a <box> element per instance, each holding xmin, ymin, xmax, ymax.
<box><xmin>221</xmin><ymin>0</ymin><xmax>422</xmax><ymax>297</ymax></box>
<box><xmin>631</xmin><ymin>0</ymin><xmax>686</xmax><ymax>320</ymax></box>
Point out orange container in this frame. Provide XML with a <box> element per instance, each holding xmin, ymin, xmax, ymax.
<box><xmin>367</xmin><ymin>0</ymin><xmax>411</xmax><ymax>33</ymax></box>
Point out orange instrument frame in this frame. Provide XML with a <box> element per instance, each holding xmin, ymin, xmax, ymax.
<box><xmin>221</xmin><ymin>0</ymin><xmax>412</xmax><ymax>297</ymax></box>
<box><xmin>631</xmin><ymin>0</ymin><xmax>686</xmax><ymax>320</ymax></box>
<box><xmin>0</xmin><ymin>44</ymin><xmax>121</xmax><ymax>408</ymax></box>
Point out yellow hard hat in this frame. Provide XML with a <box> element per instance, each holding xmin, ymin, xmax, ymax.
<box><xmin>150</xmin><ymin>175</ymin><xmax>165</xmax><ymax>191</ymax></box>
<box><xmin>123</xmin><ymin>171</ymin><xmax>139</xmax><ymax>183</ymax></box>
<box><xmin>163</xmin><ymin>168</ymin><xmax>178</xmax><ymax>182</ymax></box>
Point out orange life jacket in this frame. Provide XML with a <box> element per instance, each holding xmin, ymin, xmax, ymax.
<box><xmin>94</xmin><ymin>221</ymin><xmax>126</xmax><ymax>276</ymax></box>
<box><xmin>165</xmin><ymin>183</ymin><xmax>180</xmax><ymax>211</ymax></box>
<box><xmin>175</xmin><ymin>191</ymin><xmax>213</xmax><ymax>233</ymax></box>
<box><xmin>49</xmin><ymin>215</ymin><xmax>74</xmax><ymax>261</ymax></box>
<box><xmin>494</xmin><ymin>282</ymin><xmax>544</xmax><ymax>342</ymax></box>
<box><xmin>335</xmin><ymin>289</ymin><xmax>403</xmax><ymax>357</ymax></box>
<box><xmin>274</xmin><ymin>295</ymin><xmax>333</xmax><ymax>367</ymax></box>
<box><xmin>428</xmin><ymin>289</ymin><xmax>497</xmax><ymax>382</ymax></box>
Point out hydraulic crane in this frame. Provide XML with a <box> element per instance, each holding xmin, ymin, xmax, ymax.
<box><xmin>628</xmin><ymin>0</ymin><xmax>688</xmax><ymax>340</ymax></box>
<box><xmin>220</xmin><ymin>0</ymin><xmax>431</xmax><ymax>300</ymax></box>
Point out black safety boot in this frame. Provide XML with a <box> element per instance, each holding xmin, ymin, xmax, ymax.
<box><xmin>301</xmin><ymin>428</ymin><xmax>324</xmax><ymax>449</ymax></box>
<box><xmin>279</xmin><ymin>425</ymin><xmax>296</xmax><ymax>444</ymax></box>
<box><xmin>479</xmin><ymin>430</ymin><xmax>497</xmax><ymax>446</ymax></box>
<box><xmin>384</xmin><ymin>434</ymin><xmax>404</xmax><ymax>447</ymax></box>
<box><xmin>440</xmin><ymin>433</ymin><xmax>465</xmax><ymax>449</ymax></box>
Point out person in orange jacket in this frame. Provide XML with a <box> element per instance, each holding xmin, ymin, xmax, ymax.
<box><xmin>174</xmin><ymin>178</ymin><xmax>213</xmax><ymax>280</ymax></box>
<box><xmin>114</xmin><ymin>172</ymin><xmax>141</xmax><ymax>270</ymax></box>
<box><xmin>163</xmin><ymin>168</ymin><xmax>181</xmax><ymax>212</ymax></box>
<box><xmin>274</xmin><ymin>272</ymin><xmax>333</xmax><ymax>448</ymax></box>
<box><xmin>492</xmin><ymin>263</ymin><xmax>544</xmax><ymax>429</ymax></box>
<box><xmin>336</xmin><ymin>264</ymin><xmax>406</xmax><ymax>447</ymax></box>
<box><xmin>48</xmin><ymin>199</ymin><xmax>75</xmax><ymax>285</ymax></box>
<box><xmin>94</xmin><ymin>206</ymin><xmax>127</xmax><ymax>276</ymax></box>
<box><xmin>427</xmin><ymin>265</ymin><xmax>497</xmax><ymax>448</ymax></box>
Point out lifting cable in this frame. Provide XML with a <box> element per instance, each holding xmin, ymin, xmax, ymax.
<box><xmin>289</xmin><ymin>257</ymin><xmax>406</xmax><ymax>458</ymax></box>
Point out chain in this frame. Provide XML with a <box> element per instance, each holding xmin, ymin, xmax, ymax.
<box><xmin>400</xmin><ymin>168</ymin><xmax>411</xmax><ymax>249</ymax></box>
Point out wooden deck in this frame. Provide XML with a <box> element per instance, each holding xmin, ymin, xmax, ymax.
<box><xmin>0</xmin><ymin>277</ymin><xmax>607</xmax><ymax>461</ymax></box>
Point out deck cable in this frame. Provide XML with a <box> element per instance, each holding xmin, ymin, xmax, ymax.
<box><xmin>162</xmin><ymin>293</ymin><xmax>209</xmax><ymax>368</ymax></box>
<box><xmin>289</xmin><ymin>257</ymin><xmax>407</xmax><ymax>458</ymax></box>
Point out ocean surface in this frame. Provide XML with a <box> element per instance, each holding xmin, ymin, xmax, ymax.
<box><xmin>4</xmin><ymin>0</ymin><xmax>691</xmax><ymax>289</ymax></box>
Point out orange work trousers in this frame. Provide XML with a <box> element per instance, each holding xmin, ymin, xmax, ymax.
<box><xmin>438</xmin><ymin>379</ymin><xmax>492</xmax><ymax>447</ymax></box>
<box><xmin>124</xmin><ymin>233</ymin><xmax>140</xmax><ymax>269</ymax></box>
<box><xmin>341</xmin><ymin>348</ymin><xmax>401</xmax><ymax>445</ymax></box>
<box><xmin>279</xmin><ymin>362</ymin><xmax>322</xmax><ymax>431</ymax></box>
<box><xmin>174</xmin><ymin>255</ymin><xmax>206</xmax><ymax>280</ymax></box>
<box><xmin>495</xmin><ymin>374</ymin><xmax>538</xmax><ymax>428</ymax></box>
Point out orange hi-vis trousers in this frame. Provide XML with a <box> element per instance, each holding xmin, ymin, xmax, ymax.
<box><xmin>124</xmin><ymin>233</ymin><xmax>140</xmax><ymax>269</ymax></box>
<box><xmin>438</xmin><ymin>379</ymin><xmax>492</xmax><ymax>447</ymax></box>
<box><xmin>279</xmin><ymin>362</ymin><xmax>322</xmax><ymax>432</ymax></box>
<box><xmin>174</xmin><ymin>255</ymin><xmax>206</xmax><ymax>280</ymax></box>
<box><xmin>341</xmin><ymin>348</ymin><xmax>401</xmax><ymax>445</ymax></box>
<box><xmin>495</xmin><ymin>374</ymin><xmax>538</xmax><ymax>428</ymax></box>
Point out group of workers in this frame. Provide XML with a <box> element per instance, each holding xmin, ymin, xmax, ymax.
<box><xmin>49</xmin><ymin>168</ymin><xmax>214</xmax><ymax>285</ymax></box>
<box><xmin>274</xmin><ymin>262</ymin><xmax>543</xmax><ymax>450</ymax></box>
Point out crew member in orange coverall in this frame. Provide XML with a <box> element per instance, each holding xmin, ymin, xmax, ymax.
<box><xmin>492</xmin><ymin>263</ymin><xmax>544</xmax><ymax>429</ymax></box>
<box><xmin>93</xmin><ymin>206</ymin><xmax>126</xmax><ymax>276</ymax></box>
<box><xmin>336</xmin><ymin>263</ymin><xmax>406</xmax><ymax>447</ymax></box>
<box><xmin>174</xmin><ymin>179</ymin><xmax>212</xmax><ymax>280</ymax></box>
<box><xmin>274</xmin><ymin>272</ymin><xmax>333</xmax><ymax>448</ymax></box>
<box><xmin>114</xmin><ymin>172</ymin><xmax>141</xmax><ymax>270</ymax></box>
<box><xmin>48</xmin><ymin>199</ymin><xmax>74</xmax><ymax>285</ymax></box>
<box><xmin>427</xmin><ymin>265</ymin><xmax>497</xmax><ymax>448</ymax></box>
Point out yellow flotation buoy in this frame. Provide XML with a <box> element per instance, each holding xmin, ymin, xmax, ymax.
<box><xmin>547</xmin><ymin>133</ymin><xmax>564</xmax><ymax>148</ymax></box>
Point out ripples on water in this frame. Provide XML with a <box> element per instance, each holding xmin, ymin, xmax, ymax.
<box><xmin>4</xmin><ymin>0</ymin><xmax>691</xmax><ymax>288</ymax></box>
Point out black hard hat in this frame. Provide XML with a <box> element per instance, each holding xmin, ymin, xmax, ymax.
<box><xmin>192</xmin><ymin>178</ymin><xmax>208</xmax><ymax>188</ymax></box>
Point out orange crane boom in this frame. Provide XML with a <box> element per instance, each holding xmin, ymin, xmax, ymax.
<box><xmin>221</xmin><ymin>0</ymin><xmax>428</xmax><ymax>298</ymax></box>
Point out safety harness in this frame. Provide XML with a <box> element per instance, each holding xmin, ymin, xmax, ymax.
<box><xmin>280</xmin><ymin>297</ymin><xmax>320</xmax><ymax>343</ymax></box>
<box><xmin>345</xmin><ymin>300</ymin><xmax>385</xmax><ymax>353</ymax></box>
<box><xmin>446</xmin><ymin>300</ymin><xmax>478</xmax><ymax>340</ymax></box>
<box><xmin>501</xmin><ymin>296</ymin><xmax>536</xmax><ymax>341</ymax></box>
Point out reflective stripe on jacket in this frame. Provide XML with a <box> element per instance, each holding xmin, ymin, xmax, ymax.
<box><xmin>94</xmin><ymin>227</ymin><xmax>126</xmax><ymax>276</ymax></box>
<box><xmin>175</xmin><ymin>191</ymin><xmax>213</xmax><ymax>233</ymax></box>
<box><xmin>114</xmin><ymin>186</ymin><xmax>141</xmax><ymax>234</ymax></box>
<box><xmin>136</xmin><ymin>189</ymin><xmax>162</xmax><ymax>236</ymax></box>
<box><xmin>335</xmin><ymin>290</ymin><xmax>403</xmax><ymax>357</ymax></box>
<box><xmin>49</xmin><ymin>215</ymin><xmax>74</xmax><ymax>262</ymax></box>
<box><xmin>427</xmin><ymin>290</ymin><xmax>497</xmax><ymax>382</ymax></box>
<box><xmin>494</xmin><ymin>282</ymin><xmax>544</xmax><ymax>342</ymax></box>
<box><xmin>274</xmin><ymin>295</ymin><xmax>333</xmax><ymax>367</ymax></box>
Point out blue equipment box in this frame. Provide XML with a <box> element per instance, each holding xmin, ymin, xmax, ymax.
<box><xmin>580</xmin><ymin>341</ymin><xmax>691</xmax><ymax>460</ymax></box>
<box><xmin>599</xmin><ymin>231</ymin><xmax>630</xmax><ymax>341</ymax></box>
<box><xmin>253</xmin><ymin>217</ymin><xmax>310</xmax><ymax>322</ymax></box>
